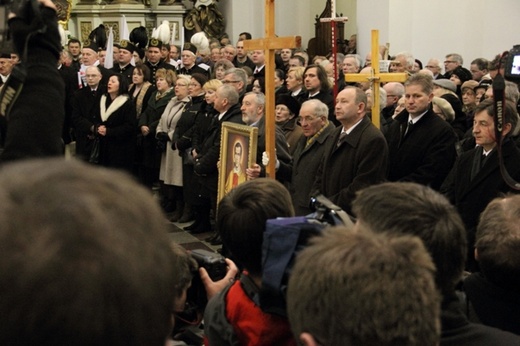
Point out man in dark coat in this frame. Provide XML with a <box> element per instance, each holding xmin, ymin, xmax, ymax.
<box><xmin>441</xmin><ymin>99</ymin><xmax>520</xmax><ymax>270</ymax></box>
<box><xmin>277</xmin><ymin>99</ymin><xmax>335</xmax><ymax>215</ymax></box>
<box><xmin>71</xmin><ymin>66</ymin><xmax>106</xmax><ymax>161</ymax></box>
<box><xmin>241</xmin><ymin>92</ymin><xmax>291</xmax><ymax>181</ymax></box>
<box><xmin>144</xmin><ymin>39</ymin><xmax>175</xmax><ymax>85</ymax></box>
<box><xmin>353</xmin><ymin>182</ymin><xmax>520</xmax><ymax>346</ymax></box>
<box><xmin>312</xmin><ymin>86</ymin><xmax>388</xmax><ymax>215</ymax></box>
<box><xmin>178</xmin><ymin>43</ymin><xmax>210</xmax><ymax>78</ymax></box>
<box><xmin>386</xmin><ymin>73</ymin><xmax>457</xmax><ymax>190</ymax></box>
<box><xmin>190</xmin><ymin>85</ymin><xmax>244</xmax><ymax>234</ymax></box>
<box><xmin>110</xmin><ymin>39</ymin><xmax>135</xmax><ymax>84</ymax></box>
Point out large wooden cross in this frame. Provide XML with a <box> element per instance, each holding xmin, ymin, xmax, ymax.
<box><xmin>320</xmin><ymin>0</ymin><xmax>348</xmax><ymax>100</ymax></box>
<box><xmin>344</xmin><ymin>30</ymin><xmax>408</xmax><ymax>128</ymax></box>
<box><xmin>242</xmin><ymin>0</ymin><xmax>301</xmax><ymax>178</ymax></box>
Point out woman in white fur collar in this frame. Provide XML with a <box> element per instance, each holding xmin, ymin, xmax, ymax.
<box><xmin>95</xmin><ymin>74</ymin><xmax>137</xmax><ymax>172</ymax></box>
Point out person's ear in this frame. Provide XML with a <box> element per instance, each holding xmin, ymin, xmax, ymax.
<box><xmin>502</xmin><ymin>122</ymin><xmax>512</xmax><ymax>137</ymax></box>
<box><xmin>300</xmin><ymin>332</ymin><xmax>319</xmax><ymax>346</ymax></box>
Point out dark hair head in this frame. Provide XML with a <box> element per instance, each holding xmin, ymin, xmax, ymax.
<box><xmin>476</xmin><ymin>195</ymin><xmax>520</xmax><ymax>290</ymax></box>
<box><xmin>0</xmin><ymin>158</ymin><xmax>178</xmax><ymax>345</ymax></box>
<box><xmin>352</xmin><ymin>182</ymin><xmax>466</xmax><ymax>295</ymax></box>
<box><xmin>67</xmin><ymin>38</ymin><xmax>81</xmax><ymax>46</ymax></box>
<box><xmin>304</xmin><ymin>64</ymin><xmax>330</xmax><ymax>91</ymax></box>
<box><xmin>239</xmin><ymin>32</ymin><xmax>252</xmax><ymax>40</ymax></box>
<box><xmin>474</xmin><ymin>99</ymin><xmax>518</xmax><ymax>137</ymax></box>
<box><xmin>288</xmin><ymin>227</ymin><xmax>441</xmax><ymax>346</ymax></box>
<box><xmin>133</xmin><ymin>62</ymin><xmax>151</xmax><ymax>82</ymax></box>
<box><xmin>217</xmin><ymin>179</ymin><xmax>294</xmax><ymax>276</ymax></box>
<box><xmin>109</xmin><ymin>73</ymin><xmax>130</xmax><ymax>96</ymax></box>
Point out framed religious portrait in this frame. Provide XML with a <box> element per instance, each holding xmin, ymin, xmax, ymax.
<box><xmin>217</xmin><ymin>122</ymin><xmax>258</xmax><ymax>203</ymax></box>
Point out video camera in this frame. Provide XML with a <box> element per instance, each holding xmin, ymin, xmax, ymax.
<box><xmin>258</xmin><ymin>195</ymin><xmax>352</xmax><ymax>317</ymax></box>
<box><xmin>504</xmin><ymin>45</ymin><xmax>520</xmax><ymax>82</ymax></box>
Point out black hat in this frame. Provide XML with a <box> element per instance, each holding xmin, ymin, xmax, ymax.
<box><xmin>191</xmin><ymin>73</ymin><xmax>208</xmax><ymax>88</ymax></box>
<box><xmin>183</xmin><ymin>42</ymin><xmax>197</xmax><ymax>56</ymax></box>
<box><xmin>276</xmin><ymin>94</ymin><xmax>301</xmax><ymax>116</ymax></box>
<box><xmin>88</xmin><ymin>24</ymin><xmax>107</xmax><ymax>50</ymax></box>
<box><xmin>83</xmin><ymin>39</ymin><xmax>99</xmax><ymax>53</ymax></box>
<box><xmin>449</xmin><ymin>66</ymin><xmax>472</xmax><ymax>84</ymax></box>
<box><xmin>119</xmin><ymin>39</ymin><xmax>136</xmax><ymax>53</ymax></box>
<box><xmin>148</xmin><ymin>38</ymin><xmax>162</xmax><ymax>49</ymax></box>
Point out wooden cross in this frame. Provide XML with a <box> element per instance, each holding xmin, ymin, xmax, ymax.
<box><xmin>242</xmin><ymin>0</ymin><xmax>301</xmax><ymax>178</ymax></box>
<box><xmin>344</xmin><ymin>30</ymin><xmax>408</xmax><ymax>129</ymax></box>
<box><xmin>320</xmin><ymin>0</ymin><xmax>348</xmax><ymax>100</ymax></box>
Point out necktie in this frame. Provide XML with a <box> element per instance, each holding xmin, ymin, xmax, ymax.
<box><xmin>404</xmin><ymin>120</ymin><xmax>413</xmax><ymax>136</ymax></box>
<box><xmin>337</xmin><ymin>132</ymin><xmax>347</xmax><ymax>147</ymax></box>
<box><xmin>254</xmin><ymin>67</ymin><xmax>259</xmax><ymax>74</ymax></box>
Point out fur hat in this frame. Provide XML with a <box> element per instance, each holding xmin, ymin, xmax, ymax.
<box><xmin>119</xmin><ymin>39</ymin><xmax>136</xmax><ymax>54</ymax></box>
<box><xmin>433</xmin><ymin>79</ymin><xmax>457</xmax><ymax>93</ymax></box>
<box><xmin>130</xmin><ymin>26</ymin><xmax>148</xmax><ymax>49</ymax></box>
<box><xmin>88</xmin><ymin>24</ymin><xmax>107</xmax><ymax>50</ymax></box>
<box><xmin>275</xmin><ymin>94</ymin><xmax>301</xmax><ymax>116</ymax></box>
<box><xmin>449</xmin><ymin>66</ymin><xmax>472</xmax><ymax>84</ymax></box>
<box><xmin>183</xmin><ymin>42</ymin><xmax>197</xmax><ymax>56</ymax></box>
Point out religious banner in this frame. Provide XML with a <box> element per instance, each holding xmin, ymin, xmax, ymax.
<box><xmin>217</xmin><ymin>122</ymin><xmax>258</xmax><ymax>203</ymax></box>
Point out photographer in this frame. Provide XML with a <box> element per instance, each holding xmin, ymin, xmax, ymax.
<box><xmin>0</xmin><ymin>0</ymin><xmax>64</xmax><ymax>162</ymax></box>
<box><xmin>204</xmin><ymin>178</ymin><xmax>297</xmax><ymax>346</ymax></box>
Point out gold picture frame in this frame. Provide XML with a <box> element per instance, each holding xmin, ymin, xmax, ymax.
<box><xmin>53</xmin><ymin>0</ymin><xmax>72</xmax><ymax>28</ymax></box>
<box><xmin>217</xmin><ymin>122</ymin><xmax>258</xmax><ymax>203</ymax></box>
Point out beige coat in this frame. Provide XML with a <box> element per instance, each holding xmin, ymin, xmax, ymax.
<box><xmin>157</xmin><ymin>96</ymin><xmax>190</xmax><ymax>186</ymax></box>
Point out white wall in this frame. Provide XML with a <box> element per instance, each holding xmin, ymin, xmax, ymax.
<box><xmin>357</xmin><ymin>0</ymin><xmax>520</xmax><ymax>69</ymax></box>
<box><xmin>220</xmin><ymin>0</ymin><xmax>357</xmax><ymax>50</ymax></box>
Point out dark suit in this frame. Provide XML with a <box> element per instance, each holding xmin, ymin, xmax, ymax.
<box><xmin>278</xmin><ymin>122</ymin><xmax>336</xmax><ymax>215</ymax></box>
<box><xmin>58</xmin><ymin>64</ymin><xmax>78</xmax><ymax>144</ymax></box>
<box><xmin>178</xmin><ymin>64</ymin><xmax>210</xmax><ymax>78</ymax></box>
<box><xmin>255</xmin><ymin>116</ymin><xmax>291</xmax><ymax>181</ymax></box>
<box><xmin>194</xmin><ymin>103</ymin><xmax>244</xmax><ymax>197</ymax></box>
<box><xmin>386</xmin><ymin>108</ymin><xmax>457</xmax><ymax>190</ymax></box>
<box><xmin>441</xmin><ymin>139</ymin><xmax>520</xmax><ymax>268</ymax></box>
<box><xmin>71</xmin><ymin>85</ymin><xmax>106</xmax><ymax>160</ymax></box>
<box><xmin>145</xmin><ymin>60</ymin><xmax>176</xmax><ymax>85</ymax></box>
<box><xmin>313</xmin><ymin>116</ymin><xmax>388</xmax><ymax>214</ymax></box>
<box><xmin>110</xmin><ymin>63</ymin><xmax>135</xmax><ymax>84</ymax></box>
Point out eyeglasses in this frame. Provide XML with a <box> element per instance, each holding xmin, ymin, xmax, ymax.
<box><xmin>176</xmin><ymin>83</ymin><xmax>188</xmax><ymax>87</ymax></box>
<box><xmin>298</xmin><ymin>115</ymin><xmax>317</xmax><ymax>123</ymax></box>
<box><xmin>222</xmin><ymin>80</ymin><xmax>240</xmax><ymax>84</ymax></box>
<box><xmin>444</xmin><ymin>60</ymin><xmax>456</xmax><ymax>64</ymax></box>
<box><xmin>425</xmin><ymin>65</ymin><xmax>439</xmax><ymax>69</ymax></box>
<box><xmin>189</xmin><ymin>83</ymin><xmax>200</xmax><ymax>87</ymax></box>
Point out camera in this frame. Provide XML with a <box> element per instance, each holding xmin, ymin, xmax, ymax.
<box><xmin>505</xmin><ymin>45</ymin><xmax>520</xmax><ymax>82</ymax></box>
<box><xmin>190</xmin><ymin>248</ymin><xmax>227</xmax><ymax>281</ymax></box>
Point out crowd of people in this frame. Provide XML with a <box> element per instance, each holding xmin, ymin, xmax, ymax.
<box><xmin>1</xmin><ymin>1</ymin><xmax>520</xmax><ymax>345</ymax></box>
